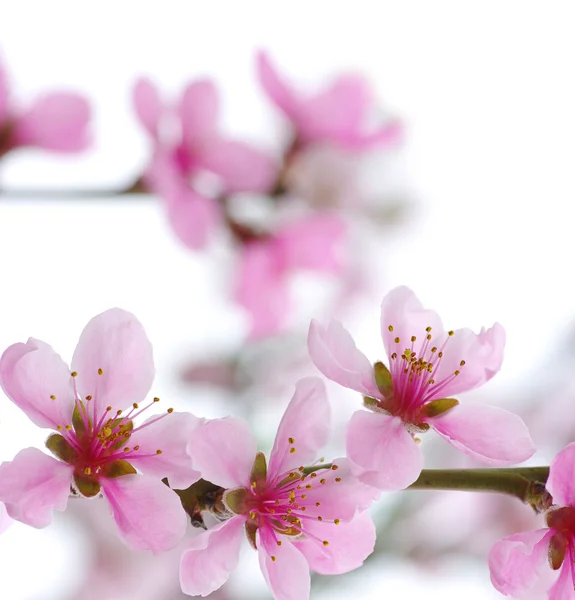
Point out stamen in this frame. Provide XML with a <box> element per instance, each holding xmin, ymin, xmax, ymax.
<box><xmin>71</xmin><ymin>371</ymin><xmax>78</xmax><ymax>377</ymax></box>
<box><xmin>388</xmin><ymin>325</ymin><xmax>394</xmax><ymax>332</ymax></box>
<box><xmin>50</xmin><ymin>395</ymin><xmax>56</xmax><ymax>400</ymax></box>
<box><xmin>97</xmin><ymin>368</ymin><xmax>103</xmax><ymax>375</ymax></box>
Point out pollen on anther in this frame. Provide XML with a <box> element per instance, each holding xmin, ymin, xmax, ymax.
<box><xmin>106</xmin><ymin>406</ymin><xmax>112</xmax><ymax>411</ymax></box>
<box><xmin>448</xmin><ymin>330</ymin><xmax>454</xmax><ymax>336</ymax></box>
<box><xmin>71</xmin><ymin>371</ymin><xmax>78</xmax><ymax>377</ymax></box>
<box><xmin>251</xmin><ymin>482</ymin><xmax>257</xmax><ymax>488</ymax></box>
<box><xmin>298</xmin><ymin>466</ymin><xmax>304</xmax><ymax>472</ymax></box>
<box><xmin>454</xmin><ymin>370</ymin><xmax>460</xmax><ymax>376</ymax></box>
<box><xmin>86</xmin><ymin>395</ymin><xmax>92</xmax><ymax>401</ymax></box>
<box><xmin>305</xmin><ymin>484</ymin><xmax>312</xmax><ymax>490</ymax></box>
<box><xmin>310</xmin><ymin>473</ymin><xmax>317</xmax><ymax>479</ymax></box>
<box><xmin>123</xmin><ymin>447</ymin><xmax>130</xmax><ymax>452</ymax></box>
<box><xmin>133</xmin><ymin>403</ymin><xmax>139</xmax><ymax>409</ymax></box>
<box><xmin>335</xmin><ymin>477</ymin><xmax>342</xmax><ymax>482</ymax></box>
<box><xmin>334</xmin><ymin>519</ymin><xmax>341</xmax><ymax>525</ymax></box>
<box><xmin>65</xmin><ymin>424</ymin><xmax>72</xmax><ymax>430</ymax></box>
<box><xmin>388</xmin><ymin>325</ymin><xmax>394</xmax><ymax>332</ymax></box>
<box><xmin>97</xmin><ymin>368</ymin><xmax>103</xmax><ymax>375</ymax></box>
<box><xmin>323</xmin><ymin>541</ymin><xmax>329</xmax><ymax>546</ymax></box>
<box><xmin>156</xmin><ymin>449</ymin><xmax>162</xmax><ymax>455</ymax></box>
<box><xmin>57</xmin><ymin>425</ymin><xmax>63</xmax><ymax>431</ymax></box>
<box><xmin>153</xmin><ymin>397</ymin><xmax>160</xmax><ymax>402</ymax></box>
<box><xmin>301</xmin><ymin>494</ymin><xmax>307</xmax><ymax>499</ymax></box>
<box><xmin>391</xmin><ymin>352</ymin><xmax>397</xmax><ymax>359</ymax></box>
<box><xmin>426</xmin><ymin>334</ymin><xmax>432</xmax><ymax>340</ymax></box>
<box><xmin>289</xmin><ymin>448</ymin><xmax>296</xmax><ymax>454</ymax></box>
<box><xmin>277</xmin><ymin>541</ymin><xmax>282</xmax><ymax>546</ymax></box>
<box><xmin>431</xmin><ymin>347</ymin><xmax>437</xmax><ymax>353</ymax></box>
<box><xmin>411</xmin><ymin>336</ymin><xmax>416</xmax><ymax>342</ymax></box>
<box><xmin>167</xmin><ymin>408</ymin><xmax>174</xmax><ymax>414</ymax></box>
<box><xmin>250</xmin><ymin>511</ymin><xmax>256</xmax><ymax>519</ymax></box>
<box><xmin>133</xmin><ymin>445</ymin><xmax>140</xmax><ymax>451</ymax></box>
<box><xmin>331</xmin><ymin>465</ymin><xmax>339</xmax><ymax>471</ymax></box>
<box><xmin>288</xmin><ymin>437</ymin><xmax>295</xmax><ymax>444</ymax></box>
<box><xmin>317</xmin><ymin>516</ymin><xmax>323</xmax><ymax>521</ymax></box>
<box><xmin>428</xmin><ymin>379</ymin><xmax>435</xmax><ymax>385</ymax></box>
<box><xmin>320</xmin><ymin>478</ymin><xmax>326</xmax><ymax>484</ymax></box>
<box><xmin>426</xmin><ymin>326</ymin><xmax>432</xmax><ymax>332</ymax></box>
<box><xmin>271</xmin><ymin>556</ymin><xmax>277</xmax><ymax>562</ymax></box>
<box><xmin>460</xmin><ymin>360</ymin><xmax>466</xmax><ymax>366</ymax></box>
<box><xmin>50</xmin><ymin>395</ymin><xmax>56</xmax><ymax>400</ymax></box>
<box><xmin>84</xmin><ymin>467</ymin><xmax>91</xmax><ymax>475</ymax></box>
<box><xmin>394</xmin><ymin>337</ymin><xmax>400</xmax><ymax>344</ymax></box>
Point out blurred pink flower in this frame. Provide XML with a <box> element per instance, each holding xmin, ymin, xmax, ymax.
<box><xmin>180</xmin><ymin>377</ymin><xmax>377</xmax><ymax>599</ymax></box>
<box><xmin>257</xmin><ymin>50</ymin><xmax>402</xmax><ymax>151</ymax></box>
<box><xmin>489</xmin><ymin>442</ymin><xmax>575</xmax><ymax>599</ymax></box>
<box><xmin>0</xmin><ymin>59</ymin><xmax>90</xmax><ymax>155</ymax></box>
<box><xmin>133</xmin><ymin>77</ymin><xmax>278</xmax><ymax>249</ymax></box>
<box><xmin>0</xmin><ymin>502</ymin><xmax>11</xmax><ymax>535</ymax></box>
<box><xmin>0</xmin><ymin>308</ymin><xmax>201</xmax><ymax>554</ymax></box>
<box><xmin>308</xmin><ymin>285</ymin><xmax>535</xmax><ymax>490</ymax></box>
<box><xmin>235</xmin><ymin>213</ymin><xmax>347</xmax><ymax>340</ymax></box>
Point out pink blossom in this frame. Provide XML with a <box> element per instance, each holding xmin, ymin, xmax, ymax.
<box><xmin>180</xmin><ymin>377</ymin><xmax>377</xmax><ymax>599</ymax></box>
<box><xmin>256</xmin><ymin>50</ymin><xmax>402</xmax><ymax>151</ymax></box>
<box><xmin>0</xmin><ymin>58</ymin><xmax>90</xmax><ymax>155</ymax></box>
<box><xmin>133</xmin><ymin>77</ymin><xmax>277</xmax><ymax>250</ymax></box>
<box><xmin>0</xmin><ymin>308</ymin><xmax>201</xmax><ymax>554</ymax></box>
<box><xmin>235</xmin><ymin>213</ymin><xmax>347</xmax><ymax>340</ymax></box>
<box><xmin>308</xmin><ymin>286</ymin><xmax>535</xmax><ymax>490</ymax></box>
<box><xmin>488</xmin><ymin>443</ymin><xmax>575</xmax><ymax>599</ymax></box>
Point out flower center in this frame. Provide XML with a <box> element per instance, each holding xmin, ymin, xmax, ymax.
<box><xmin>546</xmin><ymin>506</ymin><xmax>575</xmax><ymax>573</ymax></box>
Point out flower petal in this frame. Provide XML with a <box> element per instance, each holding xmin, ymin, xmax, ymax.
<box><xmin>0</xmin><ymin>61</ymin><xmax>8</xmax><ymax>126</ymax></box>
<box><xmin>179</xmin><ymin>79</ymin><xmax>219</xmax><ymax>146</ymax></box>
<box><xmin>547</xmin><ymin>443</ymin><xmax>575</xmax><ymax>507</ymax></box>
<box><xmin>431</xmin><ymin>402</ymin><xmax>535</xmax><ymax>466</ymax></box>
<box><xmin>199</xmin><ymin>138</ymin><xmax>277</xmax><ymax>194</ymax></box>
<box><xmin>71</xmin><ymin>308</ymin><xmax>155</xmax><ymax>415</ymax></box>
<box><xmin>294</xmin><ymin>511</ymin><xmax>375</xmax><ymax>575</ymax></box>
<box><xmin>346</xmin><ymin>410</ymin><xmax>423</xmax><ymax>490</ymax></box>
<box><xmin>488</xmin><ymin>528</ymin><xmax>553</xmax><ymax>596</ymax></box>
<box><xmin>187</xmin><ymin>417</ymin><xmax>256</xmax><ymax>489</ymax></box>
<box><xmin>308</xmin><ymin>319</ymin><xmax>378</xmax><ymax>398</ymax></box>
<box><xmin>0</xmin><ymin>338</ymin><xmax>75</xmax><ymax>429</ymax></box>
<box><xmin>101</xmin><ymin>474</ymin><xmax>187</xmax><ymax>554</ymax></box>
<box><xmin>299</xmin><ymin>458</ymin><xmax>379</xmax><ymax>522</ymax></box>
<box><xmin>431</xmin><ymin>323</ymin><xmax>506</xmax><ymax>397</ymax></box>
<box><xmin>276</xmin><ymin>214</ymin><xmax>346</xmax><ymax>274</ymax></box>
<box><xmin>268</xmin><ymin>377</ymin><xmax>331</xmax><ymax>481</ymax></box>
<box><xmin>0</xmin><ymin>502</ymin><xmax>11</xmax><ymax>535</ymax></box>
<box><xmin>179</xmin><ymin>516</ymin><xmax>244</xmax><ymax>597</ymax></box>
<box><xmin>0</xmin><ymin>448</ymin><xmax>73</xmax><ymax>528</ymax></box>
<box><xmin>256</xmin><ymin>51</ymin><xmax>299</xmax><ymax>122</ymax></box>
<box><xmin>548</xmin><ymin>557</ymin><xmax>575</xmax><ymax>600</ymax></box>
<box><xmin>14</xmin><ymin>92</ymin><xmax>91</xmax><ymax>152</ymax></box>
<box><xmin>235</xmin><ymin>240</ymin><xmax>288</xmax><ymax>340</ymax></box>
<box><xmin>129</xmin><ymin>411</ymin><xmax>203</xmax><ymax>489</ymax></box>
<box><xmin>133</xmin><ymin>77</ymin><xmax>163</xmax><ymax>138</ymax></box>
<box><xmin>258</xmin><ymin>526</ymin><xmax>311</xmax><ymax>600</ymax></box>
<box><xmin>380</xmin><ymin>286</ymin><xmax>444</xmax><ymax>359</ymax></box>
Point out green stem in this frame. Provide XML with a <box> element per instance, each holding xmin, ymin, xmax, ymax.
<box><xmin>408</xmin><ymin>467</ymin><xmax>550</xmax><ymax>508</ymax></box>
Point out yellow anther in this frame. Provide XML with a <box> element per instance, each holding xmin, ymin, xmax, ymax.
<box><xmin>251</xmin><ymin>481</ymin><xmax>257</xmax><ymax>488</ymax></box>
<box><xmin>133</xmin><ymin>403</ymin><xmax>139</xmax><ymax>409</ymax></box>
<box><xmin>454</xmin><ymin>370</ymin><xmax>460</xmax><ymax>376</ymax></box>
<box><xmin>335</xmin><ymin>477</ymin><xmax>342</xmax><ymax>482</ymax></box>
<box><xmin>301</xmin><ymin>506</ymin><xmax>306</xmax><ymax>511</ymax></box>
<box><xmin>460</xmin><ymin>360</ymin><xmax>466</xmax><ymax>366</ymax></box>
<box><xmin>438</xmin><ymin>351</ymin><xmax>443</xmax><ymax>358</ymax></box>
<box><xmin>411</xmin><ymin>336</ymin><xmax>416</xmax><ymax>342</ymax></box>
<box><xmin>426</xmin><ymin>326</ymin><xmax>432</xmax><ymax>332</ymax></box>
<box><xmin>323</xmin><ymin>540</ymin><xmax>329</xmax><ymax>546</ymax></box>
<box><xmin>298</xmin><ymin>466</ymin><xmax>305</xmax><ymax>472</ymax></box>
<box><xmin>306</xmin><ymin>484</ymin><xmax>312</xmax><ymax>490</ymax></box>
<box><xmin>156</xmin><ymin>449</ymin><xmax>162</xmax><ymax>455</ymax></box>
<box><xmin>391</xmin><ymin>352</ymin><xmax>397</xmax><ymax>359</ymax></box>
<box><xmin>167</xmin><ymin>408</ymin><xmax>174</xmax><ymax>414</ymax></box>
<box><xmin>84</xmin><ymin>467</ymin><xmax>92</xmax><ymax>475</ymax></box>
<box><xmin>116</xmin><ymin>410</ymin><xmax>122</xmax><ymax>415</ymax></box>
<box><xmin>331</xmin><ymin>465</ymin><xmax>339</xmax><ymax>470</ymax></box>
<box><xmin>71</xmin><ymin>371</ymin><xmax>78</xmax><ymax>377</ymax></box>
<box><xmin>106</xmin><ymin>406</ymin><xmax>112</xmax><ymax>411</ymax></box>
<box><xmin>102</xmin><ymin>427</ymin><xmax>112</xmax><ymax>437</ymax></box>
<box><xmin>428</xmin><ymin>379</ymin><xmax>435</xmax><ymax>385</ymax></box>
<box><xmin>316</xmin><ymin>502</ymin><xmax>321</xmax><ymax>507</ymax></box>
<box><xmin>277</xmin><ymin>541</ymin><xmax>282</xmax><ymax>546</ymax></box>
<box><xmin>289</xmin><ymin>491</ymin><xmax>295</xmax><ymax>500</ymax></box>
<box><xmin>65</xmin><ymin>424</ymin><xmax>72</xmax><ymax>430</ymax></box>
<box><xmin>57</xmin><ymin>425</ymin><xmax>63</xmax><ymax>431</ymax></box>
<box><xmin>133</xmin><ymin>445</ymin><xmax>140</xmax><ymax>451</ymax></box>
<box><xmin>317</xmin><ymin>516</ymin><xmax>323</xmax><ymax>521</ymax></box>
<box><xmin>394</xmin><ymin>337</ymin><xmax>400</xmax><ymax>343</ymax></box>
<box><xmin>431</xmin><ymin>347</ymin><xmax>437</xmax><ymax>353</ymax></box>
<box><xmin>289</xmin><ymin>448</ymin><xmax>296</xmax><ymax>454</ymax></box>
<box><xmin>275</xmin><ymin>500</ymin><xmax>280</xmax><ymax>505</ymax></box>
<box><xmin>388</xmin><ymin>325</ymin><xmax>394</xmax><ymax>332</ymax></box>
<box><xmin>301</xmin><ymin>494</ymin><xmax>307</xmax><ymax>499</ymax></box>
<box><xmin>50</xmin><ymin>395</ymin><xmax>56</xmax><ymax>400</ymax></box>
<box><xmin>334</xmin><ymin>518</ymin><xmax>340</xmax><ymax>525</ymax></box>
<box><xmin>320</xmin><ymin>479</ymin><xmax>326</xmax><ymax>484</ymax></box>
<box><xmin>288</xmin><ymin>437</ymin><xmax>295</xmax><ymax>444</ymax></box>
<box><xmin>426</xmin><ymin>334</ymin><xmax>432</xmax><ymax>340</ymax></box>
<box><xmin>97</xmin><ymin>368</ymin><xmax>103</xmax><ymax>375</ymax></box>
<box><xmin>153</xmin><ymin>397</ymin><xmax>160</xmax><ymax>402</ymax></box>
<box><xmin>124</xmin><ymin>447</ymin><xmax>130</xmax><ymax>452</ymax></box>
<box><xmin>271</xmin><ymin>556</ymin><xmax>276</xmax><ymax>562</ymax></box>
<box><xmin>250</xmin><ymin>511</ymin><xmax>256</xmax><ymax>519</ymax></box>
<box><xmin>448</xmin><ymin>330</ymin><xmax>454</xmax><ymax>336</ymax></box>
<box><xmin>310</xmin><ymin>473</ymin><xmax>317</xmax><ymax>479</ymax></box>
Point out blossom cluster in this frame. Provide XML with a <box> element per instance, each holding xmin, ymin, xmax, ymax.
<box><xmin>0</xmin><ymin>286</ymin><xmax>555</xmax><ymax>599</ymax></box>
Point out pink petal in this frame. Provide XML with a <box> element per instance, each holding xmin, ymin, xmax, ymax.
<box><xmin>0</xmin><ymin>338</ymin><xmax>75</xmax><ymax>429</ymax></box>
<box><xmin>0</xmin><ymin>502</ymin><xmax>11</xmax><ymax>535</ymax></box>
<box><xmin>235</xmin><ymin>240</ymin><xmax>288</xmax><ymax>340</ymax></box>
<box><xmin>294</xmin><ymin>511</ymin><xmax>375</xmax><ymax>575</ymax></box>
<box><xmin>199</xmin><ymin>138</ymin><xmax>277</xmax><ymax>193</ymax></box>
<box><xmin>346</xmin><ymin>410</ymin><xmax>423</xmax><ymax>490</ymax></box>
<box><xmin>258</xmin><ymin>526</ymin><xmax>311</xmax><ymax>600</ymax></box>
<box><xmin>164</xmin><ymin>188</ymin><xmax>220</xmax><ymax>251</ymax></box>
<box><xmin>431</xmin><ymin>323</ymin><xmax>506</xmax><ymax>397</ymax></box>
<box><xmin>300</xmin><ymin>458</ymin><xmax>380</xmax><ymax>522</ymax></box>
<box><xmin>547</xmin><ymin>443</ymin><xmax>575</xmax><ymax>507</ymax></box>
<box><xmin>128</xmin><ymin>411</ymin><xmax>203</xmax><ymax>489</ymax></box>
<box><xmin>548</xmin><ymin>558</ymin><xmax>575</xmax><ymax>600</ymax></box>
<box><xmin>0</xmin><ymin>448</ymin><xmax>73</xmax><ymax>528</ymax></box>
<box><xmin>14</xmin><ymin>92</ymin><xmax>90</xmax><ymax>152</ymax></box>
<box><xmin>276</xmin><ymin>214</ymin><xmax>346</xmax><ymax>274</ymax></box>
<box><xmin>307</xmin><ymin>319</ymin><xmax>378</xmax><ymax>398</ymax></box>
<box><xmin>71</xmin><ymin>308</ymin><xmax>155</xmax><ymax>415</ymax></box>
<box><xmin>268</xmin><ymin>377</ymin><xmax>331</xmax><ymax>481</ymax></box>
<box><xmin>179</xmin><ymin>79</ymin><xmax>219</xmax><ymax>146</ymax></box>
<box><xmin>179</xmin><ymin>516</ymin><xmax>244</xmax><ymax>597</ymax></box>
<box><xmin>488</xmin><ymin>528</ymin><xmax>553</xmax><ymax>596</ymax></box>
<box><xmin>431</xmin><ymin>402</ymin><xmax>535</xmax><ymax>466</ymax></box>
<box><xmin>133</xmin><ymin>77</ymin><xmax>163</xmax><ymax>138</ymax></box>
<box><xmin>256</xmin><ymin>51</ymin><xmax>299</xmax><ymax>122</ymax></box>
<box><xmin>0</xmin><ymin>62</ymin><xmax>8</xmax><ymax>126</ymax></box>
<box><xmin>187</xmin><ymin>417</ymin><xmax>256</xmax><ymax>489</ymax></box>
<box><xmin>380</xmin><ymin>286</ymin><xmax>444</xmax><ymax>359</ymax></box>
<box><xmin>101</xmin><ymin>474</ymin><xmax>187</xmax><ymax>554</ymax></box>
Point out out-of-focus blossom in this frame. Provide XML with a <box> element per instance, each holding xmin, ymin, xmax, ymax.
<box><xmin>489</xmin><ymin>442</ymin><xmax>575</xmax><ymax>599</ymax></box>
<box><xmin>180</xmin><ymin>377</ymin><xmax>377</xmax><ymax>599</ymax></box>
<box><xmin>0</xmin><ymin>59</ymin><xmax>91</xmax><ymax>156</ymax></box>
<box><xmin>0</xmin><ymin>308</ymin><xmax>201</xmax><ymax>554</ymax></box>
<box><xmin>256</xmin><ymin>50</ymin><xmax>401</xmax><ymax>151</ymax></box>
<box><xmin>133</xmin><ymin>77</ymin><xmax>277</xmax><ymax>250</ymax></box>
<box><xmin>0</xmin><ymin>501</ymin><xmax>11</xmax><ymax>535</ymax></box>
<box><xmin>308</xmin><ymin>285</ymin><xmax>535</xmax><ymax>490</ymax></box>
<box><xmin>235</xmin><ymin>213</ymin><xmax>346</xmax><ymax>340</ymax></box>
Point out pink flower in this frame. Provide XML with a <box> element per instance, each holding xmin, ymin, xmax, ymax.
<box><xmin>235</xmin><ymin>213</ymin><xmax>346</xmax><ymax>340</ymax></box>
<box><xmin>256</xmin><ymin>50</ymin><xmax>402</xmax><ymax>151</ymax></box>
<box><xmin>0</xmin><ymin>308</ymin><xmax>201</xmax><ymax>554</ymax></box>
<box><xmin>180</xmin><ymin>377</ymin><xmax>377</xmax><ymax>599</ymax></box>
<box><xmin>133</xmin><ymin>77</ymin><xmax>277</xmax><ymax>250</ymax></box>
<box><xmin>0</xmin><ymin>58</ymin><xmax>90</xmax><ymax>155</ymax></box>
<box><xmin>308</xmin><ymin>286</ymin><xmax>535</xmax><ymax>490</ymax></box>
<box><xmin>489</xmin><ymin>443</ymin><xmax>575</xmax><ymax>599</ymax></box>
